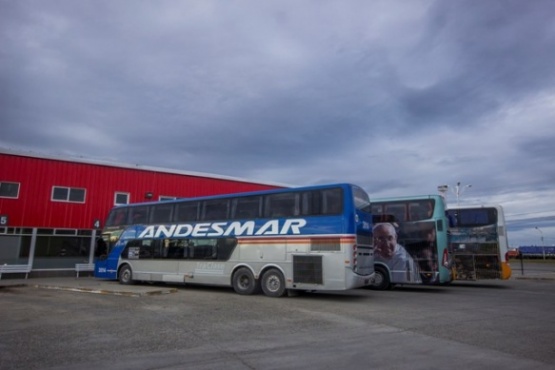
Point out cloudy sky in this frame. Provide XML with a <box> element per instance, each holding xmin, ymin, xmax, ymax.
<box><xmin>1</xmin><ymin>0</ymin><xmax>554</xmax><ymax>247</ymax></box>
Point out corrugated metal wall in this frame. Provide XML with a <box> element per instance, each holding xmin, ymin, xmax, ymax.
<box><xmin>0</xmin><ymin>153</ymin><xmax>282</xmax><ymax>229</ymax></box>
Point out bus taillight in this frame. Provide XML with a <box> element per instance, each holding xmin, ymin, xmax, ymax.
<box><xmin>353</xmin><ymin>245</ymin><xmax>358</xmax><ymax>267</ymax></box>
<box><xmin>442</xmin><ymin>248</ymin><xmax>450</xmax><ymax>268</ymax></box>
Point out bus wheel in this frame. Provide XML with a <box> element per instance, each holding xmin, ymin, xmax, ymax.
<box><xmin>371</xmin><ymin>266</ymin><xmax>391</xmax><ymax>290</ymax></box>
<box><xmin>261</xmin><ymin>268</ymin><xmax>286</xmax><ymax>297</ymax></box>
<box><xmin>232</xmin><ymin>267</ymin><xmax>259</xmax><ymax>295</ymax></box>
<box><xmin>119</xmin><ymin>265</ymin><xmax>134</xmax><ymax>285</ymax></box>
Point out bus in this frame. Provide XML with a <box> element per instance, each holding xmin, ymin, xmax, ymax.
<box><xmin>446</xmin><ymin>204</ymin><xmax>512</xmax><ymax>281</ymax></box>
<box><xmin>370</xmin><ymin>195</ymin><xmax>452</xmax><ymax>290</ymax></box>
<box><xmin>94</xmin><ymin>183</ymin><xmax>375</xmax><ymax>297</ymax></box>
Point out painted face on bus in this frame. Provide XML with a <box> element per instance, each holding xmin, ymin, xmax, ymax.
<box><xmin>373</xmin><ymin>223</ymin><xmax>397</xmax><ymax>260</ymax></box>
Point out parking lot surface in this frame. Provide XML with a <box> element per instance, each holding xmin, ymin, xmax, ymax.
<box><xmin>1</xmin><ymin>262</ymin><xmax>554</xmax><ymax>370</ymax></box>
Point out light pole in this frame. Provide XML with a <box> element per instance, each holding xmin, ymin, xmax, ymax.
<box><xmin>455</xmin><ymin>181</ymin><xmax>472</xmax><ymax>207</ymax></box>
<box><xmin>454</xmin><ymin>181</ymin><xmax>472</xmax><ymax>207</ymax></box>
<box><xmin>439</xmin><ymin>182</ymin><xmax>472</xmax><ymax>206</ymax></box>
<box><xmin>535</xmin><ymin>227</ymin><xmax>546</xmax><ymax>260</ymax></box>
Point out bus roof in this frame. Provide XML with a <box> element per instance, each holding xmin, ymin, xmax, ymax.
<box><xmin>111</xmin><ymin>183</ymin><xmax>364</xmax><ymax>209</ymax></box>
<box><xmin>446</xmin><ymin>204</ymin><xmax>505</xmax><ymax>210</ymax></box>
<box><xmin>372</xmin><ymin>195</ymin><xmax>443</xmax><ymax>202</ymax></box>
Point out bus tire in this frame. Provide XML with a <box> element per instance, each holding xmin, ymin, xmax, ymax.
<box><xmin>261</xmin><ymin>268</ymin><xmax>286</xmax><ymax>297</ymax></box>
<box><xmin>371</xmin><ymin>265</ymin><xmax>391</xmax><ymax>290</ymax></box>
<box><xmin>232</xmin><ymin>267</ymin><xmax>259</xmax><ymax>295</ymax></box>
<box><xmin>119</xmin><ymin>265</ymin><xmax>134</xmax><ymax>285</ymax></box>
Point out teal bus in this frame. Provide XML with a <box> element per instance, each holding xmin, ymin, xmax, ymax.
<box><xmin>95</xmin><ymin>183</ymin><xmax>375</xmax><ymax>297</ymax></box>
<box><xmin>370</xmin><ymin>195</ymin><xmax>452</xmax><ymax>290</ymax></box>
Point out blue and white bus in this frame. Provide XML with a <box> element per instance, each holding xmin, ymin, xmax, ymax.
<box><xmin>95</xmin><ymin>183</ymin><xmax>375</xmax><ymax>297</ymax></box>
<box><xmin>370</xmin><ymin>195</ymin><xmax>452</xmax><ymax>289</ymax></box>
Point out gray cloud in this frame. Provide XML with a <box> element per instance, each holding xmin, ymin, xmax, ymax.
<box><xmin>1</xmin><ymin>0</ymin><xmax>555</xmax><ymax>245</ymax></box>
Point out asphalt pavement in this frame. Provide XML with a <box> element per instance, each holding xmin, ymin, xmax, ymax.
<box><xmin>2</xmin><ymin>261</ymin><xmax>555</xmax><ymax>370</ymax></box>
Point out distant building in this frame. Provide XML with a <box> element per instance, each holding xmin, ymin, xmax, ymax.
<box><xmin>0</xmin><ymin>148</ymin><xmax>284</xmax><ymax>278</ymax></box>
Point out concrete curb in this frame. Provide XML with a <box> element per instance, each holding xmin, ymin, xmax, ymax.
<box><xmin>31</xmin><ymin>284</ymin><xmax>178</xmax><ymax>297</ymax></box>
<box><xmin>513</xmin><ymin>272</ymin><xmax>555</xmax><ymax>281</ymax></box>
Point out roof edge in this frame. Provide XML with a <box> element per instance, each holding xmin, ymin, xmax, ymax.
<box><xmin>0</xmin><ymin>147</ymin><xmax>292</xmax><ymax>188</ymax></box>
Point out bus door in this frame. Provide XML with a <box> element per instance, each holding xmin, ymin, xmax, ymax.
<box><xmin>94</xmin><ymin>251</ymin><xmax>119</xmax><ymax>279</ymax></box>
<box><xmin>94</xmin><ymin>226</ymin><xmax>143</xmax><ymax>280</ymax></box>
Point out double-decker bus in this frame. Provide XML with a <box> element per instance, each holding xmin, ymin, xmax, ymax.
<box><xmin>94</xmin><ymin>183</ymin><xmax>375</xmax><ymax>297</ymax></box>
<box><xmin>370</xmin><ymin>195</ymin><xmax>452</xmax><ymax>290</ymax></box>
<box><xmin>446</xmin><ymin>204</ymin><xmax>512</xmax><ymax>281</ymax></box>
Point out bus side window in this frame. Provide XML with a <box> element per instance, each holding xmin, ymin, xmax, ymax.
<box><xmin>150</xmin><ymin>204</ymin><xmax>173</xmax><ymax>224</ymax></box>
<box><xmin>232</xmin><ymin>196</ymin><xmax>262</xmax><ymax>219</ymax></box>
<box><xmin>131</xmin><ymin>206</ymin><xmax>149</xmax><ymax>224</ymax></box>
<box><xmin>322</xmin><ymin>188</ymin><xmax>342</xmax><ymax>214</ymax></box>
<box><xmin>106</xmin><ymin>208</ymin><xmax>128</xmax><ymax>227</ymax></box>
<box><xmin>202</xmin><ymin>199</ymin><xmax>230</xmax><ymax>221</ymax></box>
<box><xmin>215</xmin><ymin>238</ymin><xmax>237</xmax><ymax>260</ymax></box>
<box><xmin>301</xmin><ymin>191</ymin><xmax>320</xmax><ymax>216</ymax></box>
<box><xmin>175</xmin><ymin>202</ymin><xmax>199</xmax><ymax>222</ymax></box>
<box><xmin>264</xmin><ymin>193</ymin><xmax>299</xmax><ymax>218</ymax></box>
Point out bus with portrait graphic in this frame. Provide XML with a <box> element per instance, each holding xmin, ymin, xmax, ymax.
<box><xmin>94</xmin><ymin>183</ymin><xmax>375</xmax><ymax>297</ymax></box>
<box><xmin>446</xmin><ymin>204</ymin><xmax>512</xmax><ymax>281</ymax></box>
<box><xmin>370</xmin><ymin>195</ymin><xmax>452</xmax><ymax>290</ymax></box>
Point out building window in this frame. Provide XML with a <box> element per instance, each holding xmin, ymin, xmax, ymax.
<box><xmin>115</xmin><ymin>192</ymin><xmax>130</xmax><ymax>205</ymax></box>
<box><xmin>0</xmin><ymin>182</ymin><xmax>20</xmax><ymax>198</ymax></box>
<box><xmin>52</xmin><ymin>186</ymin><xmax>86</xmax><ymax>203</ymax></box>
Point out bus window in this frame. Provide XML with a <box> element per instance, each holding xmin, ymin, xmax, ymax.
<box><xmin>150</xmin><ymin>204</ymin><xmax>173</xmax><ymax>224</ymax></box>
<box><xmin>385</xmin><ymin>204</ymin><xmax>406</xmax><ymax>222</ymax></box>
<box><xmin>175</xmin><ymin>201</ymin><xmax>199</xmax><ymax>222</ymax></box>
<box><xmin>130</xmin><ymin>206</ymin><xmax>149</xmax><ymax>224</ymax></box>
<box><xmin>322</xmin><ymin>188</ymin><xmax>343</xmax><ymax>214</ymax></box>
<box><xmin>353</xmin><ymin>186</ymin><xmax>371</xmax><ymax>212</ymax></box>
<box><xmin>264</xmin><ymin>192</ymin><xmax>299</xmax><ymax>218</ymax></box>
<box><xmin>202</xmin><ymin>199</ymin><xmax>230</xmax><ymax>221</ymax></box>
<box><xmin>409</xmin><ymin>200</ymin><xmax>435</xmax><ymax>221</ymax></box>
<box><xmin>232</xmin><ymin>196</ymin><xmax>262</xmax><ymax>219</ymax></box>
<box><xmin>123</xmin><ymin>239</ymin><xmax>157</xmax><ymax>259</ymax></box>
<box><xmin>301</xmin><ymin>191</ymin><xmax>319</xmax><ymax>216</ymax></box>
<box><xmin>106</xmin><ymin>207</ymin><xmax>128</xmax><ymax>227</ymax></box>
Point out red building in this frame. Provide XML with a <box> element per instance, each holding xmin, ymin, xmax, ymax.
<box><xmin>0</xmin><ymin>148</ymin><xmax>283</xmax><ymax>277</ymax></box>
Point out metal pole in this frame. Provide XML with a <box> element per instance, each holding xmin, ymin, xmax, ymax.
<box><xmin>453</xmin><ymin>182</ymin><xmax>471</xmax><ymax>207</ymax></box>
<box><xmin>535</xmin><ymin>227</ymin><xmax>546</xmax><ymax>260</ymax></box>
<box><xmin>456</xmin><ymin>182</ymin><xmax>460</xmax><ymax>207</ymax></box>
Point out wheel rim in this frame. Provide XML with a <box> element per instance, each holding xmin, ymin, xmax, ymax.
<box><xmin>238</xmin><ymin>275</ymin><xmax>250</xmax><ymax>290</ymax></box>
<box><xmin>122</xmin><ymin>268</ymin><xmax>131</xmax><ymax>283</ymax></box>
<box><xmin>266</xmin><ymin>275</ymin><xmax>281</xmax><ymax>292</ymax></box>
<box><xmin>373</xmin><ymin>271</ymin><xmax>384</xmax><ymax>287</ymax></box>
